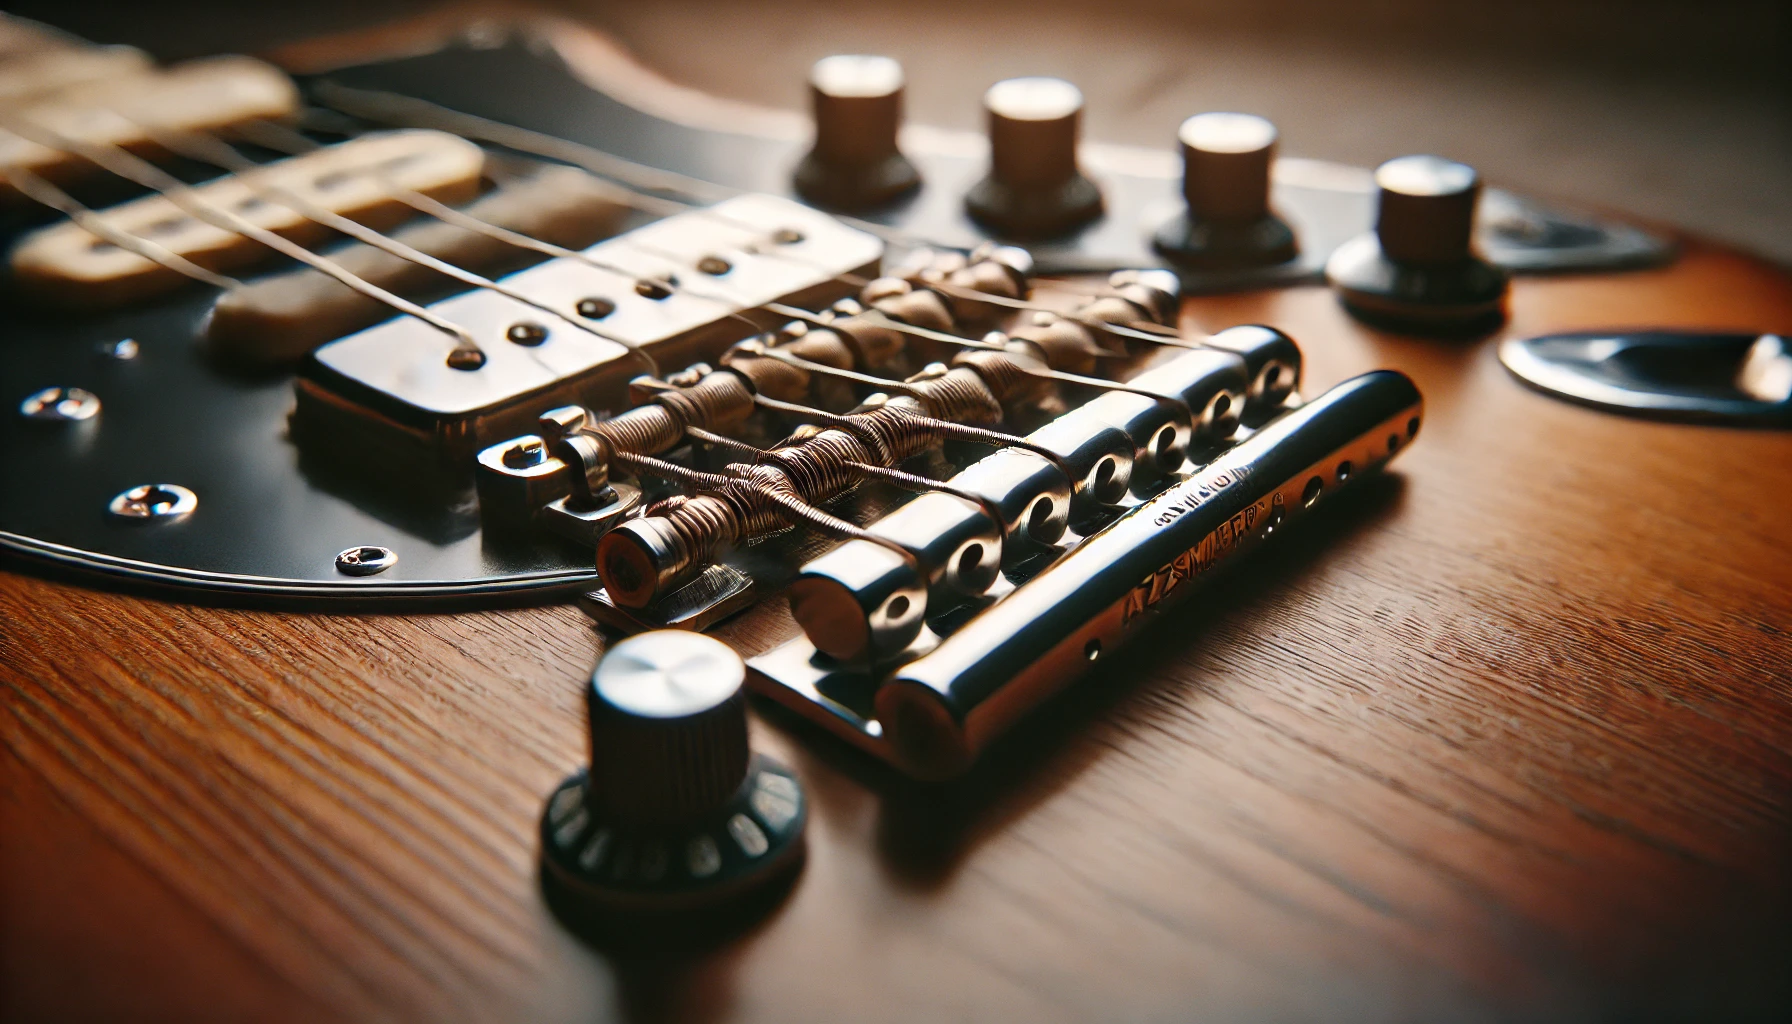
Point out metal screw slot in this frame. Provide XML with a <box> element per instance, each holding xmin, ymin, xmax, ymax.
<box><xmin>20</xmin><ymin>386</ymin><xmax>100</xmax><ymax>422</ymax></box>
<box><xmin>336</xmin><ymin>545</ymin><xmax>398</xmax><ymax>576</ymax></box>
<box><xmin>108</xmin><ymin>483</ymin><xmax>196</xmax><ymax>520</ymax></box>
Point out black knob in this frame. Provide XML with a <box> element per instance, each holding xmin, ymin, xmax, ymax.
<box><xmin>1154</xmin><ymin>112</ymin><xmax>1297</xmax><ymax>270</ymax></box>
<box><xmin>793</xmin><ymin>54</ymin><xmax>920</xmax><ymax>210</ymax></box>
<box><xmin>1325</xmin><ymin>155</ymin><xmax>1509</xmax><ymax>336</ymax></box>
<box><xmin>540</xmin><ymin>631</ymin><xmax>806</xmax><ymax>926</ymax></box>
<box><xmin>964</xmin><ymin>77</ymin><xmax>1103</xmax><ymax>239</ymax></box>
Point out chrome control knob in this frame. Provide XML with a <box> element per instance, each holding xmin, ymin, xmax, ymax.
<box><xmin>1325</xmin><ymin>155</ymin><xmax>1509</xmax><ymax>336</ymax></box>
<box><xmin>540</xmin><ymin>631</ymin><xmax>806</xmax><ymax>928</ymax></box>
<box><xmin>965</xmin><ymin>77</ymin><xmax>1103</xmax><ymax>239</ymax></box>
<box><xmin>793</xmin><ymin>54</ymin><xmax>920</xmax><ymax>210</ymax></box>
<box><xmin>1153</xmin><ymin>112</ymin><xmax>1297</xmax><ymax>270</ymax></box>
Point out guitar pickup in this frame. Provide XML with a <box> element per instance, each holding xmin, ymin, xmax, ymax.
<box><xmin>10</xmin><ymin>129</ymin><xmax>486</xmax><ymax>306</ymax></box>
<box><xmin>0</xmin><ymin>55</ymin><xmax>299</xmax><ymax>201</ymax></box>
<box><xmin>292</xmin><ymin>193</ymin><xmax>883</xmax><ymax>474</ymax></box>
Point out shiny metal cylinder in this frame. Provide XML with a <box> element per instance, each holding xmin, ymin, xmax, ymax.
<box><xmin>1198</xmin><ymin>325</ymin><xmax>1302</xmax><ymax>424</ymax></box>
<box><xmin>788</xmin><ymin>493</ymin><xmax>1002</xmax><ymax>664</ymax></box>
<box><xmin>788</xmin><ymin>540</ymin><xmax>927</xmax><ymax>664</ymax></box>
<box><xmin>951</xmin><ymin>448</ymin><xmax>1072</xmax><ymax>556</ymax></box>
<box><xmin>1080</xmin><ymin>390</ymin><xmax>1188</xmax><ymax>487</ymax></box>
<box><xmin>1126</xmin><ymin>347</ymin><xmax>1249</xmax><ymax>445</ymax></box>
<box><xmin>871</xmin><ymin>492</ymin><xmax>1003</xmax><ymax>604</ymax></box>
<box><xmin>1026</xmin><ymin>407</ymin><xmax>1134</xmax><ymax>522</ymax></box>
<box><xmin>873</xmin><ymin>370</ymin><xmax>1424</xmax><ymax>779</ymax></box>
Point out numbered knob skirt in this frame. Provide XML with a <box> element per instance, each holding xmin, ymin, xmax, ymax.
<box><xmin>1325</xmin><ymin>155</ymin><xmax>1510</xmax><ymax>335</ymax></box>
<box><xmin>793</xmin><ymin>54</ymin><xmax>920</xmax><ymax>210</ymax></box>
<box><xmin>1154</xmin><ymin>112</ymin><xmax>1298</xmax><ymax>270</ymax></box>
<box><xmin>540</xmin><ymin>631</ymin><xmax>806</xmax><ymax>924</ymax></box>
<box><xmin>965</xmin><ymin>77</ymin><xmax>1103</xmax><ymax>239</ymax></box>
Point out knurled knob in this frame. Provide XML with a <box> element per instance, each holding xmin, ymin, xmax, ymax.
<box><xmin>540</xmin><ymin>631</ymin><xmax>808</xmax><ymax>931</ymax></box>
<box><xmin>793</xmin><ymin>54</ymin><xmax>920</xmax><ymax>210</ymax></box>
<box><xmin>1179</xmin><ymin>112</ymin><xmax>1276</xmax><ymax>223</ymax></box>
<box><xmin>584</xmin><ymin>631</ymin><xmax>751</xmax><ymax>827</ymax></box>
<box><xmin>1374</xmin><ymin>155</ymin><xmax>1480</xmax><ymax>264</ymax></box>
<box><xmin>965</xmin><ymin>76</ymin><xmax>1103</xmax><ymax>238</ymax></box>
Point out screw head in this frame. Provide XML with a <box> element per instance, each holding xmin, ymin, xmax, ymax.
<box><xmin>502</xmin><ymin>438</ymin><xmax>548</xmax><ymax>469</ymax></box>
<box><xmin>507</xmin><ymin>321</ymin><xmax>549</xmax><ymax>347</ymax></box>
<box><xmin>21</xmin><ymin>386</ymin><xmax>100</xmax><ymax>422</ymax></box>
<box><xmin>577</xmin><ymin>297</ymin><xmax>617</xmax><ymax>319</ymax></box>
<box><xmin>100</xmin><ymin>339</ymin><xmax>139</xmax><ymax>360</ymax></box>
<box><xmin>335</xmin><ymin>545</ymin><xmax>398</xmax><ymax>576</ymax></box>
<box><xmin>108</xmin><ymin>483</ymin><xmax>196</xmax><ymax>520</ymax></box>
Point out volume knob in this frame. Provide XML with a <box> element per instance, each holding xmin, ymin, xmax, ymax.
<box><xmin>540</xmin><ymin>631</ymin><xmax>807</xmax><ymax>928</ymax></box>
<box><xmin>793</xmin><ymin>54</ymin><xmax>920</xmax><ymax>210</ymax></box>
<box><xmin>1325</xmin><ymin>155</ymin><xmax>1509</xmax><ymax>335</ymax></box>
<box><xmin>964</xmin><ymin>77</ymin><xmax>1103</xmax><ymax>239</ymax></box>
<box><xmin>1153</xmin><ymin>112</ymin><xmax>1298</xmax><ymax>270</ymax></box>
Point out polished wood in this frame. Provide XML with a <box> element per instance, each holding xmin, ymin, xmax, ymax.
<box><xmin>4</xmin><ymin>13</ymin><xmax>1791</xmax><ymax>1018</ymax></box>
<box><xmin>6</xmin><ymin>240</ymin><xmax>1788</xmax><ymax>1022</ymax></box>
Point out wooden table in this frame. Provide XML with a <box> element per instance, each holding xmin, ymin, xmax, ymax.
<box><xmin>5</xmin><ymin>234</ymin><xmax>1789</xmax><ymax>1021</ymax></box>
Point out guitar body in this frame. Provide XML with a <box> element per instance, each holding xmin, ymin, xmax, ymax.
<box><xmin>2</xmin><ymin>14</ymin><xmax>1788</xmax><ymax>1023</ymax></box>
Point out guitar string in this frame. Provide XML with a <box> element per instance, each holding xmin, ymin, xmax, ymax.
<box><xmin>11</xmin><ymin>106</ymin><xmax>1199</xmax><ymax>409</ymax></box>
<box><xmin>0</xmin><ymin>114</ymin><xmax>487</xmax><ymax>365</ymax></box>
<box><xmin>2</xmin><ymin>165</ymin><xmax>242</xmax><ymax>290</ymax></box>
<box><xmin>228</xmin><ymin>115</ymin><xmax>792</xmax><ymax>349</ymax></box>
<box><xmin>123</xmin><ymin>117</ymin><xmax>680</xmax><ymax>377</ymax></box>
<box><xmin>300</xmin><ymin>89</ymin><xmax>1207</xmax><ymax>343</ymax></box>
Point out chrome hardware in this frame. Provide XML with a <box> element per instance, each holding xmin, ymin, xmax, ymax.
<box><xmin>1500</xmin><ymin>330</ymin><xmax>1792</xmax><ymax>427</ymax></box>
<box><xmin>335</xmin><ymin>545</ymin><xmax>398</xmax><ymax>576</ymax></box>
<box><xmin>20</xmin><ymin>386</ymin><xmax>100</xmax><ymax>422</ymax></box>
<box><xmin>107</xmin><ymin>483</ymin><xmax>196</xmax><ymax>520</ymax></box>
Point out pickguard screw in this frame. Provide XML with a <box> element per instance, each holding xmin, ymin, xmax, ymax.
<box><xmin>20</xmin><ymin>386</ymin><xmax>101</xmax><ymax>422</ymax></box>
<box><xmin>108</xmin><ymin>483</ymin><xmax>196</xmax><ymax>520</ymax></box>
<box><xmin>101</xmin><ymin>339</ymin><xmax>139</xmax><ymax>360</ymax></box>
<box><xmin>336</xmin><ymin>545</ymin><xmax>398</xmax><ymax>576</ymax></box>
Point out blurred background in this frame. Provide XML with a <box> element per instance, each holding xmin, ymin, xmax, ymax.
<box><xmin>10</xmin><ymin>0</ymin><xmax>1787</xmax><ymax>264</ymax></box>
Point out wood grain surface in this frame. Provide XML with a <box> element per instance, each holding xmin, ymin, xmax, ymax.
<box><xmin>2</xmin><ymin>9</ymin><xmax>1791</xmax><ymax>1016</ymax></box>
<box><xmin>5</xmin><ymin>239</ymin><xmax>1788</xmax><ymax>1023</ymax></box>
